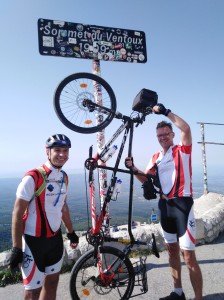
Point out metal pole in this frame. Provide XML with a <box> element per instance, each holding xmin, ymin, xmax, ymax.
<box><xmin>197</xmin><ymin>121</ymin><xmax>224</xmax><ymax>195</ymax></box>
<box><xmin>92</xmin><ymin>60</ymin><xmax>110</xmax><ymax>233</ymax></box>
<box><xmin>199</xmin><ymin>123</ymin><xmax>208</xmax><ymax>194</ymax></box>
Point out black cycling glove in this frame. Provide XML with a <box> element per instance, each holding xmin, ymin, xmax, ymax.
<box><xmin>124</xmin><ymin>157</ymin><xmax>134</xmax><ymax>169</ymax></box>
<box><xmin>67</xmin><ymin>231</ymin><xmax>79</xmax><ymax>244</ymax></box>
<box><xmin>8</xmin><ymin>247</ymin><xmax>23</xmax><ymax>269</ymax></box>
<box><xmin>125</xmin><ymin>157</ymin><xmax>138</xmax><ymax>174</ymax></box>
<box><xmin>154</xmin><ymin>103</ymin><xmax>171</xmax><ymax>116</ymax></box>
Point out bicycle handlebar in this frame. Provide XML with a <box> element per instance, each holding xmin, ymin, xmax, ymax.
<box><xmin>84</xmin><ymin>99</ymin><xmax>153</xmax><ymax>126</ymax></box>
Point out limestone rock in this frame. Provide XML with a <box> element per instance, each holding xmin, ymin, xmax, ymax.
<box><xmin>194</xmin><ymin>192</ymin><xmax>224</xmax><ymax>244</ymax></box>
<box><xmin>1</xmin><ymin>192</ymin><xmax>224</xmax><ymax>270</ymax></box>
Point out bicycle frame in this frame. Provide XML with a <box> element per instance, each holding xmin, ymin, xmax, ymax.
<box><xmin>82</xmin><ymin>104</ymin><xmax>161</xmax><ymax>297</ymax></box>
<box><xmin>86</xmin><ymin>111</ymin><xmax>149</xmax><ymax>243</ymax></box>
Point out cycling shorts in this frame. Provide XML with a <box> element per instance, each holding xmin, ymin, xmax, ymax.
<box><xmin>158</xmin><ymin>197</ymin><xmax>196</xmax><ymax>250</ymax></box>
<box><xmin>21</xmin><ymin>230</ymin><xmax>64</xmax><ymax>290</ymax></box>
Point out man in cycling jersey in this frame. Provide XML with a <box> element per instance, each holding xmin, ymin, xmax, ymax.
<box><xmin>8</xmin><ymin>134</ymin><xmax>79</xmax><ymax>300</ymax></box>
<box><xmin>125</xmin><ymin>104</ymin><xmax>203</xmax><ymax>300</ymax></box>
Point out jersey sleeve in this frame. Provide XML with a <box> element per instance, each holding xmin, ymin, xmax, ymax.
<box><xmin>144</xmin><ymin>152</ymin><xmax>161</xmax><ymax>174</ymax></box>
<box><xmin>16</xmin><ymin>175</ymin><xmax>35</xmax><ymax>201</ymax></box>
<box><xmin>144</xmin><ymin>158</ymin><xmax>154</xmax><ymax>173</ymax></box>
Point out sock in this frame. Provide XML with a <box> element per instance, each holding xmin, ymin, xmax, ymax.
<box><xmin>173</xmin><ymin>288</ymin><xmax>183</xmax><ymax>296</ymax></box>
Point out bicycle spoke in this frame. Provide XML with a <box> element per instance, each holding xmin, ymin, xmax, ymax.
<box><xmin>54</xmin><ymin>73</ymin><xmax>116</xmax><ymax>134</ymax></box>
<box><xmin>70</xmin><ymin>247</ymin><xmax>134</xmax><ymax>299</ymax></box>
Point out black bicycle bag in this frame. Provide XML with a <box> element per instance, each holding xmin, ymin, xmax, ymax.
<box><xmin>132</xmin><ymin>88</ymin><xmax>158</xmax><ymax>113</ymax></box>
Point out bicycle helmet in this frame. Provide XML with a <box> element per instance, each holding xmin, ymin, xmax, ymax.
<box><xmin>46</xmin><ymin>134</ymin><xmax>71</xmax><ymax>148</ymax></box>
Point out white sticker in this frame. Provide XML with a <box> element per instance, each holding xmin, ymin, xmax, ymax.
<box><xmin>43</xmin><ymin>36</ymin><xmax>54</xmax><ymax>47</ymax></box>
<box><xmin>138</xmin><ymin>54</ymin><xmax>145</xmax><ymax>61</ymax></box>
<box><xmin>68</xmin><ymin>38</ymin><xmax>77</xmax><ymax>44</ymax></box>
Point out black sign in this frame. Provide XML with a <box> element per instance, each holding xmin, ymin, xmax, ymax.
<box><xmin>38</xmin><ymin>18</ymin><xmax>147</xmax><ymax>63</ymax></box>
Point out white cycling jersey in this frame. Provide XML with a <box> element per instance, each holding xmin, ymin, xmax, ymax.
<box><xmin>145</xmin><ymin>143</ymin><xmax>192</xmax><ymax>198</ymax></box>
<box><xmin>16</xmin><ymin>161</ymin><xmax>68</xmax><ymax>237</ymax></box>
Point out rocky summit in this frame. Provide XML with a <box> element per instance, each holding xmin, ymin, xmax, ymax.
<box><xmin>1</xmin><ymin>192</ymin><xmax>224</xmax><ymax>269</ymax></box>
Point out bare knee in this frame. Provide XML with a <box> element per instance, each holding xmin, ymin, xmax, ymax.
<box><xmin>38</xmin><ymin>273</ymin><xmax>60</xmax><ymax>300</ymax></box>
<box><xmin>24</xmin><ymin>287</ymin><xmax>41</xmax><ymax>300</ymax></box>
<box><xmin>43</xmin><ymin>273</ymin><xmax>60</xmax><ymax>290</ymax></box>
<box><xmin>181</xmin><ymin>249</ymin><xmax>199</xmax><ymax>269</ymax></box>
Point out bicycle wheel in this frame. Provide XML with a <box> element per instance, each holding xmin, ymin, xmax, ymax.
<box><xmin>54</xmin><ymin>72</ymin><xmax>117</xmax><ymax>134</ymax></box>
<box><xmin>70</xmin><ymin>246</ymin><xmax>135</xmax><ymax>300</ymax></box>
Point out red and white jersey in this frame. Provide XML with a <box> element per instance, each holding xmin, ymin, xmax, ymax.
<box><xmin>16</xmin><ymin>161</ymin><xmax>68</xmax><ymax>237</ymax></box>
<box><xmin>146</xmin><ymin>143</ymin><xmax>192</xmax><ymax>198</ymax></box>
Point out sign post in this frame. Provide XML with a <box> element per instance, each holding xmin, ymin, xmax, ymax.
<box><xmin>92</xmin><ymin>59</ymin><xmax>110</xmax><ymax>232</ymax></box>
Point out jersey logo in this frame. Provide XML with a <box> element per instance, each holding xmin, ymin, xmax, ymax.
<box><xmin>47</xmin><ymin>184</ymin><xmax>54</xmax><ymax>192</ymax></box>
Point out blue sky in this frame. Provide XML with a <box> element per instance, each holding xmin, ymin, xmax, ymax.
<box><xmin>1</xmin><ymin>0</ymin><xmax>224</xmax><ymax>178</ymax></box>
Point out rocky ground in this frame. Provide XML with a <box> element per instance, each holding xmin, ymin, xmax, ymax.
<box><xmin>0</xmin><ymin>192</ymin><xmax>224</xmax><ymax>299</ymax></box>
<box><xmin>1</xmin><ymin>231</ymin><xmax>223</xmax><ymax>299</ymax></box>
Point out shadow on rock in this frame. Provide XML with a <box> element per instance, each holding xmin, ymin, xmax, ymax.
<box><xmin>211</xmin><ymin>233</ymin><xmax>224</xmax><ymax>244</ymax></box>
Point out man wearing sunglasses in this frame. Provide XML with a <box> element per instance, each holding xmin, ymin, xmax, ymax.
<box><xmin>126</xmin><ymin>104</ymin><xmax>203</xmax><ymax>300</ymax></box>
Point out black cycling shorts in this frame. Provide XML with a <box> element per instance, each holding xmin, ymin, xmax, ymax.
<box><xmin>24</xmin><ymin>230</ymin><xmax>64</xmax><ymax>272</ymax></box>
<box><xmin>158</xmin><ymin>197</ymin><xmax>196</xmax><ymax>250</ymax></box>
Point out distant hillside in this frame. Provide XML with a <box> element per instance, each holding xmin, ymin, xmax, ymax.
<box><xmin>0</xmin><ymin>173</ymin><xmax>158</xmax><ymax>251</ymax></box>
<box><xmin>1</xmin><ymin>171</ymin><xmax>223</xmax><ymax>252</ymax></box>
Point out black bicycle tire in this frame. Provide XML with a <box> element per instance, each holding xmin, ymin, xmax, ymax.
<box><xmin>54</xmin><ymin>72</ymin><xmax>117</xmax><ymax>134</ymax></box>
<box><xmin>70</xmin><ymin>246</ymin><xmax>135</xmax><ymax>300</ymax></box>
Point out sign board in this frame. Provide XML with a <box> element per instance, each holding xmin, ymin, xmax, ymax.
<box><xmin>38</xmin><ymin>18</ymin><xmax>147</xmax><ymax>63</ymax></box>
<box><xmin>151</xmin><ymin>214</ymin><xmax>157</xmax><ymax>222</ymax></box>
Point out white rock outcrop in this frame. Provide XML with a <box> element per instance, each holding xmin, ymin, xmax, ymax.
<box><xmin>194</xmin><ymin>192</ymin><xmax>224</xmax><ymax>243</ymax></box>
<box><xmin>1</xmin><ymin>192</ymin><xmax>224</xmax><ymax>269</ymax></box>
<box><xmin>61</xmin><ymin>192</ymin><xmax>224</xmax><ymax>266</ymax></box>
